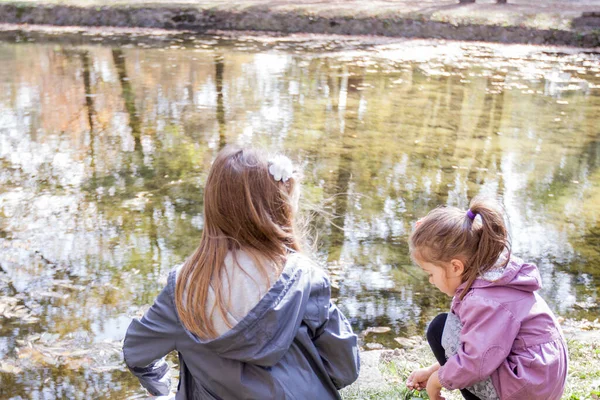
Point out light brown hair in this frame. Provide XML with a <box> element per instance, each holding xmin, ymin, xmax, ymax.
<box><xmin>175</xmin><ymin>146</ymin><xmax>302</xmax><ymax>339</ymax></box>
<box><xmin>409</xmin><ymin>196</ymin><xmax>511</xmax><ymax>300</ymax></box>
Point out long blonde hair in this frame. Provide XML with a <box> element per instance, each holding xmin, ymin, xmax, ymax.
<box><xmin>409</xmin><ymin>196</ymin><xmax>511</xmax><ymax>300</ymax></box>
<box><xmin>175</xmin><ymin>146</ymin><xmax>302</xmax><ymax>339</ymax></box>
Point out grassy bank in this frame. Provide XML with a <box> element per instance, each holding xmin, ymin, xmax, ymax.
<box><xmin>343</xmin><ymin>319</ymin><xmax>600</xmax><ymax>400</ymax></box>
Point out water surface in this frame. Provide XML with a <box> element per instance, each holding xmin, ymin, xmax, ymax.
<box><xmin>1</xmin><ymin>36</ymin><xmax>599</xmax><ymax>398</ymax></box>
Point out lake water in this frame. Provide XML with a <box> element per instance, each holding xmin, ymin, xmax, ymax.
<box><xmin>0</xmin><ymin>35</ymin><xmax>599</xmax><ymax>398</ymax></box>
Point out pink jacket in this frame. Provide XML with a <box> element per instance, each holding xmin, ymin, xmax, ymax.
<box><xmin>437</xmin><ymin>257</ymin><xmax>568</xmax><ymax>400</ymax></box>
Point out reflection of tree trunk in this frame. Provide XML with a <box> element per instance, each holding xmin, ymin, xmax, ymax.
<box><xmin>327</xmin><ymin>71</ymin><xmax>360</xmax><ymax>263</ymax></box>
<box><xmin>187</xmin><ymin>60</ymin><xmax>196</xmax><ymax>109</ymax></box>
<box><xmin>80</xmin><ymin>51</ymin><xmax>97</xmax><ymax>186</ymax></box>
<box><xmin>474</xmin><ymin>77</ymin><xmax>505</xmax><ymax>137</ymax></box>
<box><xmin>545</xmin><ymin>83</ymin><xmax>600</xmax><ymax>194</ymax></box>
<box><xmin>470</xmin><ymin>76</ymin><xmax>506</xmax><ymax>190</ymax></box>
<box><xmin>415</xmin><ymin>70</ymin><xmax>443</xmax><ymax>143</ymax></box>
<box><xmin>0</xmin><ymin>263</ymin><xmax>17</xmax><ymax>295</ymax></box>
<box><xmin>112</xmin><ymin>49</ymin><xmax>141</xmax><ymax>152</ymax></box>
<box><xmin>81</xmin><ymin>52</ymin><xmax>95</xmax><ymax>134</ymax></box>
<box><xmin>581</xmin><ymin>85</ymin><xmax>600</xmax><ymax>170</ymax></box>
<box><xmin>328</xmin><ymin>150</ymin><xmax>352</xmax><ymax>263</ymax></box>
<box><xmin>435</xmin><ymin>75</ymin><xmax>465</xmax><ymax>204</ymax></box>
<box><xmin>418</xmin><ymin>73</ymin><xmax>461</xmax><ymax>204</ymax></box>
<box><xmin>583</xmin><ymin>139</ymin><xmax>600</xmax><ymax>171</ymax></box>
<box><xmin>575</xmin><ymin>223</ymin><xmax>600</xmax><ymax>277</ymax></box>
<box><xmin>112</xmin><ymin>49</ymin><xmax>159</xmax><ymax>257</ymax></box>
<box><xmin>147</xmin><ymin>209</ymin><xmax>160</xmax><ymax>267</ymax></box>
<box><xmin>443</xmin><ymin>75</ymin><xmax>464</xmax><ymax>158</ymax></box>
<box><xmin>215</xmin><ymin>55</ymin><xmax>226</xmax><ymax>149</ymax></box>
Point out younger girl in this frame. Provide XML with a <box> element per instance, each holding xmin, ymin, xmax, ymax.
<box><xmin>406</xmin><ymin>197</ymin><xmax>568</xmax><ymax>400</ymax></box>
<box><xmin>123</xmin><ymin>146</ymin><xmax>360</xmax><ymax>399</ymax></box>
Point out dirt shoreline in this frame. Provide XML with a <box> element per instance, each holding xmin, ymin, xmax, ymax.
<box><xmin>0</xmin><ymin>1</ymin><xmax>599</xmax><ymax>47</ymax></box>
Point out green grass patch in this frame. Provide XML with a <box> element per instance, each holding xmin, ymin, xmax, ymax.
<box><xmin>343</xmin><ymin>329</ymin><xmax>600</xmax><ymax>400</ymax></box>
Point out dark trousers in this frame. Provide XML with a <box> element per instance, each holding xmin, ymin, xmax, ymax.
<box><xmin>426</xmin><ymin>313</ymin><xmax>481</xmax><ymax>400</ymax></box>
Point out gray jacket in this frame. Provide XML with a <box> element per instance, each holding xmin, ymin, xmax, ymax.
<box><xmin>123</xmin><ymin>253</ymin><xmax>360</xmax><ymax>399</ymax></box>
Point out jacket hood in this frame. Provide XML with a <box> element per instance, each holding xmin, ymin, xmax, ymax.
<box><xmin>457</xmin><ymin>255</ymin><xmax>542</xmax><ymax>295</ymax></box>
<box><xmin>170</xmin><ymin>253</ymin><xmax>324</xmax><ymax>367</ymax></box>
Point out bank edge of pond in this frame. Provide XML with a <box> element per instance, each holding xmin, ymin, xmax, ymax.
<box><xmin>343</xmin><ymin>319</ymin><xmax>600</xmax><ymax>400</ymax></box>
<box><xmin>0</xmin><ymin>23</ymin><xmax>425</xmax><ymax>52</ymax></box>
<box><xmin>0</xmin><ymin>3</ymin><xmax>599</xmax><ymax>48</ymax></box>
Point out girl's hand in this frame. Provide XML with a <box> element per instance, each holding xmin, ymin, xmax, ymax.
<box><xmin>426</xmin><ymin>371</ymin><xmax>445</xmax><ymax>400</ymax></box>
<box><xmin>406</xmin><ymin>366</ymin><xmax>433</xmax><ymax>391</ymax></box>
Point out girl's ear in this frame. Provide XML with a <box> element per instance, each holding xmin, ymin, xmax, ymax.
<box><xmin>449</xmin><ymin>259</ymin><xmax>465</xmax><ymax>277</ymax></box>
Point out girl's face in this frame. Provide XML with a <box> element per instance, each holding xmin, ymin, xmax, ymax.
<box><xmin>414</xmin><ymin>255</ymin><xmax>464</xmax><ymax>297</ymax></box>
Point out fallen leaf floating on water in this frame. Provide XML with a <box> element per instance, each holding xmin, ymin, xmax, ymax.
<box><xmin>573</xmin><ymin>301</ymin><xmax>600</xmax><ymax>310</ymax></box>
<box><xmin>11</xmin><ymin>333</ymin><xmax>124</xmax><ymax>371</ymax></box>
<box><xmin>90</xmin><ymin>364</ymin><xmax>124</xmax><ymax>373</ymax></box>
<box><xmin>55</xmin><ymin>283</ymin><xmax>86</xmax><ymax>291</ymax></box>
<box><xmin>0</xmin><ymin>361</ymin><xmax>22</xmax><ymax>374</ymax></box>
<box><xmin>17</xmin><ymin>346</ymin><xmax>58</xmax><ymax>366</ymax></box>
<box><xmin>0</xmin><ymin>296</ymin><xmax>40</xmax><ymax>323</ymax></box>
<box><xmin>362</xmin><ymin>326</ymin><xmax>392</xmax><ymax>336</ymax></box>
<box><xmin>0</xmin><ymin>296</ymin><xmax>18</xmax><ymax>315</ymax></box>
<box><xmin>37</xmin><ymin>291</ymin><xmax>70</xmax><ymax>300</ymax></box>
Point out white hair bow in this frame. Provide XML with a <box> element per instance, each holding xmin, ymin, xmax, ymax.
<box><xmin>268</xmin><ymin>155</ymin><xmax>294</xmax><ymax>182</ymax></box>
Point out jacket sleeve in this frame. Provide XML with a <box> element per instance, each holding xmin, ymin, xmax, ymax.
<box><xmin>305</xmin><ymin>272</ymin><xmax>360</xmax><ymax>389</ymax></box>
<box><xmin>314</xmin><ymin>301</ymin><xmax>361</xmax><ymax>389</ymax></box>
<box><xmin>438</xmin><ymin>295</ymin><xmax>521</xmax><ymax>390</ymax></box>
<box><xmin>123</xmin><ymin>273</ymin><xmax>180</xmax><ymax>396</ymax></box>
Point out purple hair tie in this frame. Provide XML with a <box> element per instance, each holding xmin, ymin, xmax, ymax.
<box><xmin>467</xmin><ymin>209</ymin><xmax>477</xmax><ymax>220</ymax></box>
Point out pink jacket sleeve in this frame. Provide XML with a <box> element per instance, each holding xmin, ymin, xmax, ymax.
<box><xmin>438</xmin><ymin>294</ymin><xmax>521</xmax><ymax>390</ymax></box>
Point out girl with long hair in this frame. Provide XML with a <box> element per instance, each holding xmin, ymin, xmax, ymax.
<box><xmin>123</xmin><ymin>146</ymin><xmax>359</xmax><ymax>399</ymax></box>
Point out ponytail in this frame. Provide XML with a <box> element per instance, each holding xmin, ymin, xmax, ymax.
<box><xmin>458</xmin><ymin>196</ymin><xmax>510</xmax><ymax>299</ymax></box>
